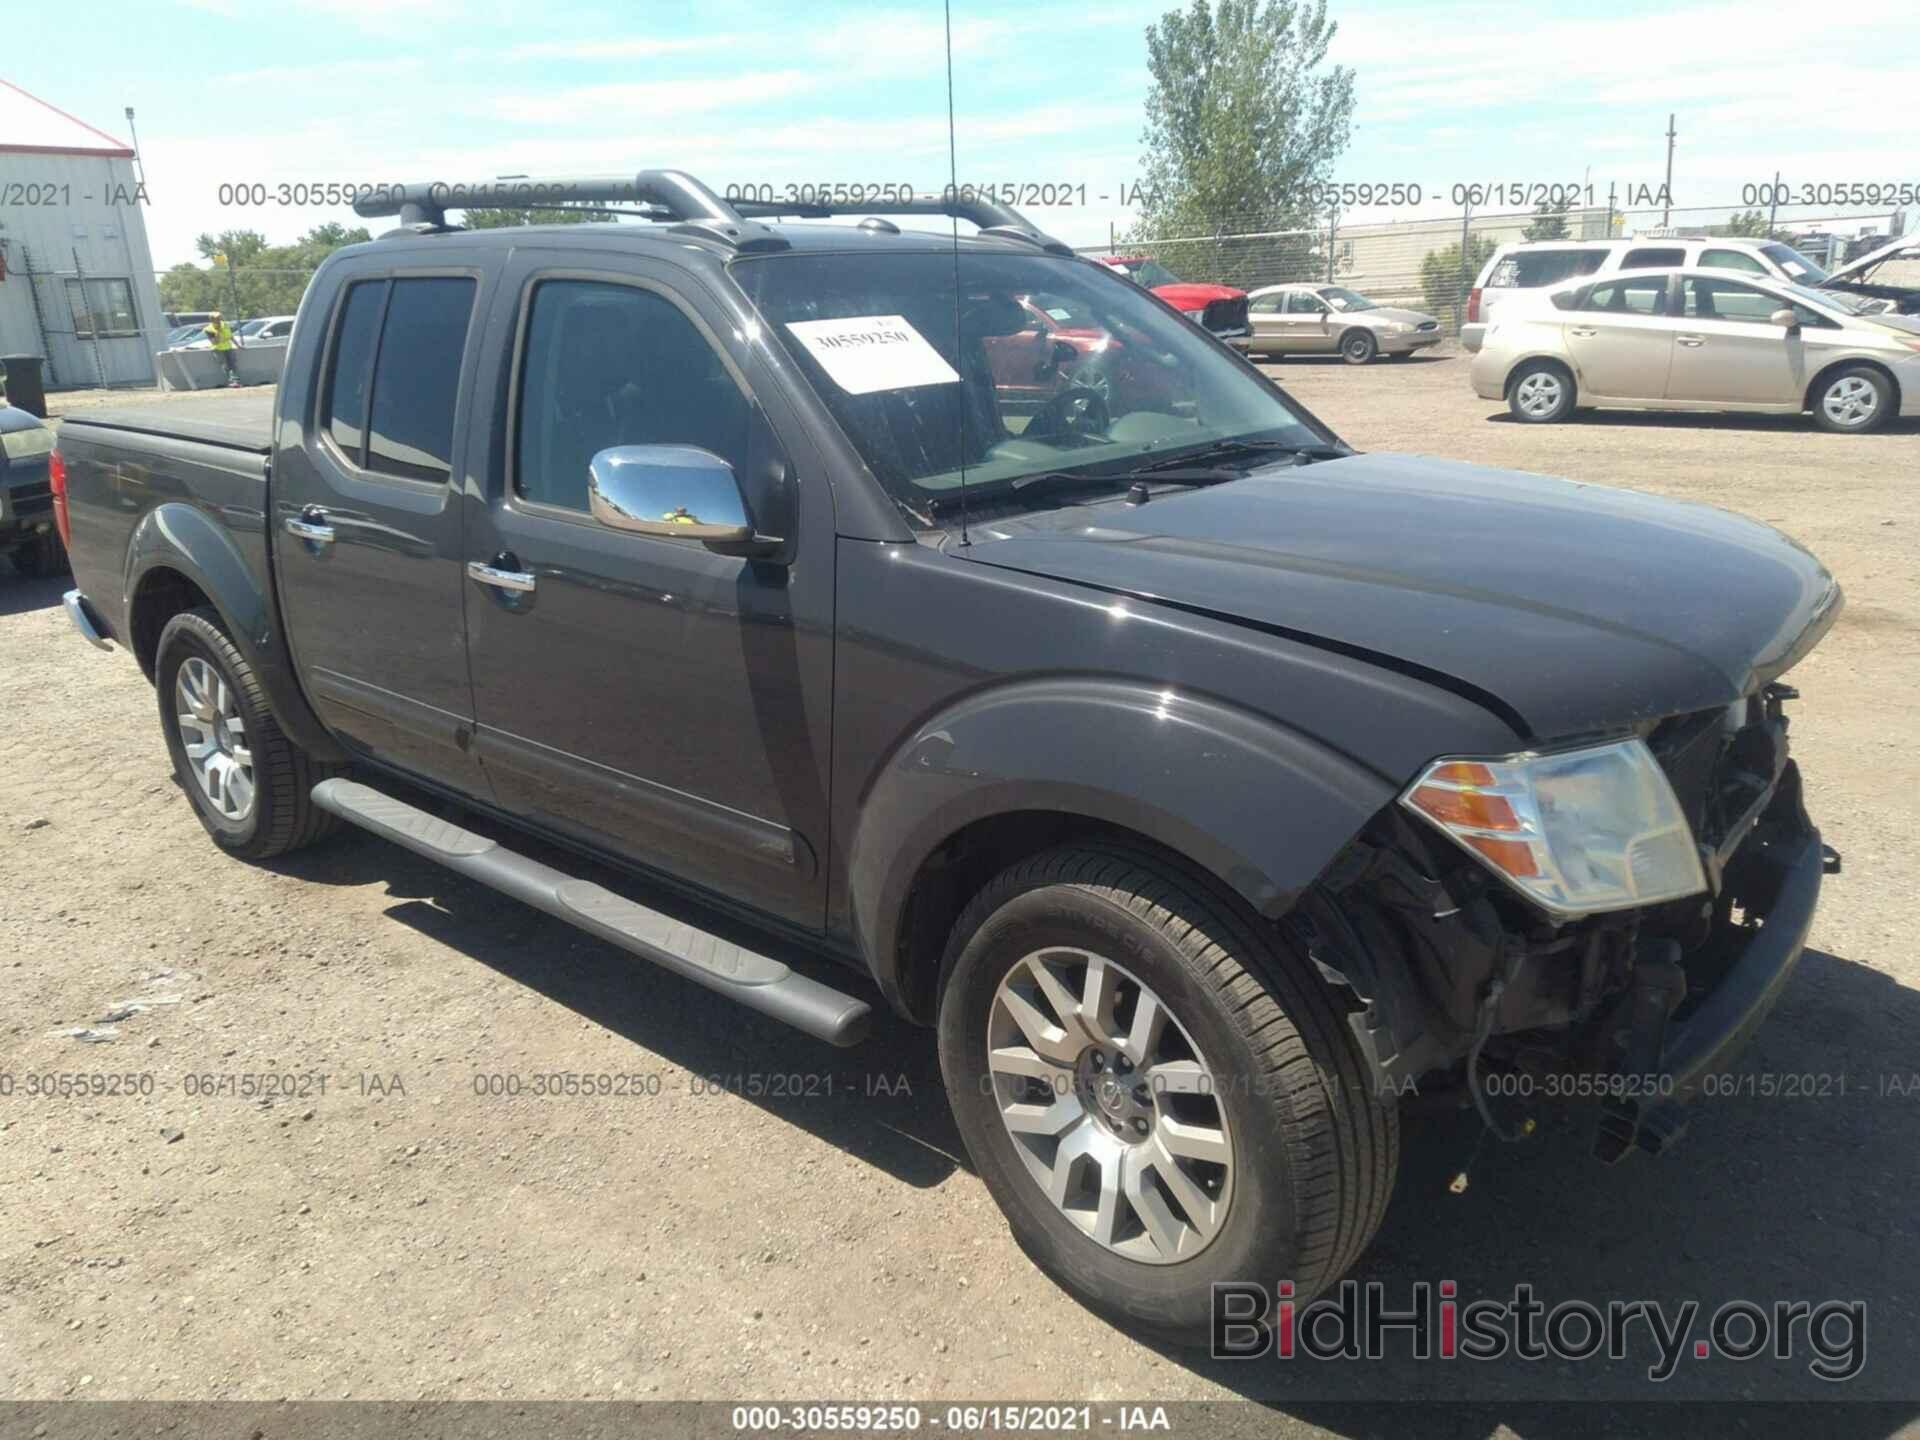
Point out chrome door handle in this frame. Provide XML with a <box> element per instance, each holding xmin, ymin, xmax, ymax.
<box><xmin>1676</xmin><ymin>335</ymin><xmax>1705</xmax><ymax>347</ymax></box>
<box><xmin>284</xmin><ymin>516</ymin><xmax>335</xmax><ymax>545</ymax></box>
<box><xmin>467</xmin><ymin>560</ymin><xmax>536</xmax><ymax>593</ymax></box>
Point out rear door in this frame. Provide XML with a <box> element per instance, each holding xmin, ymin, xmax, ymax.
<box><xmin>460</xmin><ymin>257</ymin><xmax>835</xmax><ymax>929</ymax></box>
<box><xmin>1247</xmin><ymin>291</ymin><xmax>1287</xmax><ymax>354</ymax></box>
<box><xmin>272</xmin><ymin>264</ymin><xmax>489</xmax><ymax>793</ymax></box>
<box><xmin>1666</xmin><ymin>274</ymin><xmax>1806</xmax><ymax>404</ymax></box>
<box><xmin>1562</xmin><ymin>275</ymin><xmax>1677</xmax><ymax>400</ymax></box>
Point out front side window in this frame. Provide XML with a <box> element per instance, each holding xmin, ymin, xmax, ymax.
<box><xmin>1285</xmin><ymin>291</ymin><xmax>1327</xmax><ymax>314</ymax></box>
<box><xmin>736</xmin><ymin>250</ymin><xmax>1325</xmax><ymax>526</ymax></box>
<box><xmin>514</xmin><ymin>279</ymin><xmax>749</xmax><ymax>513</ymax></box>
<box><xmin>64</xmin><ymin>278</ymin><xmax>139</xmax><ymax>338</ymax></box>
<box><xmin>1680</xmin><ymin>275</ymin><xmax>1785</xmax><ymax>324</ymax></box>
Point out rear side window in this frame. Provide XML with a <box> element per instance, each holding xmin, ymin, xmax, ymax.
<box><xmin>1582</xmin><ymin>277</ymin><xmax>1669</xmax><ymax>316</ymax></box>
<box><xmin>1492</xmin><ymin>249</ymin><xmax>1606</xmax><ymax>288</ymax></box>
<box><xmin>321</xmin><ymin>275</ymin><xmax>476</xmax><ymax>481</ymax></box>
<box><xmin>1700</xmin><ymin>247</ymin><xmax>1766</xmax><ymax>274</ymax></box>
<box><xmin>323</xmin><ymin>281</ymin><xmax>385</xmax><ymax>460</ymax></box>
<box><xmin>514</xmin><ymin>279</ymin><xmax>749</xmax><ymax>513</ymax></box>
<box><xmin>1622</xmin><ymin>247</ymin><xmax>1686</xmax><ymax>269</ymax></box>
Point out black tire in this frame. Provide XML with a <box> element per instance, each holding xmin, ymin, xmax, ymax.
<box><xmin>1506</xmin><ymin>359</ymin><xmax>1576</xmax><ymax>423</ymax></box>
<box><xmin>1810</xmin><ymin>365</ymin><xmax>1892</xmax><ymax>433</ymax></box>
<box><xmin>1339</xmin><ymin>329</ymin><xmax>1377</xmax><ymax>365</ymax></box>
<box><xmin>937</xmin><ymin>844</ymin><xmax>1398</xmax><ymax>1345</ymax></box>
<box><xmin>155</xmin><ymin>607</ymin><xmax>343</xmax><ymax>860</ymax></box>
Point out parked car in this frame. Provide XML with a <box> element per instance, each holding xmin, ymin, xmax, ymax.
<box><xmin>1246</xmin><ymin>284</ymin><xmax>1442</xmax><ymax>363</ymax></box>
<box><xmin>0</xmin><ymin>404</ymin><xmax>64</xmax><ymax>575</ymax></box>
<box><xmin>54</xmin><ymin>172</ymin><xmax>1841</xmax><ymax>1344</ymax></box>
<box><xmin>237</xmin><ymin>315</ymin><xmax>297</xmax><ymax>344</ymax></box>
<box><xmin>1461</xmin><ymin>236</ymin><xmax>1835</xmax><ymax>353</ymax></box>
<box><xmin>1094</xmin><ymin>255</ymin><xmax>1251</xmax><ymax>350</ymax></box>
<box><xmin>1472</xmin><ymin>266</ymin><xmax>1920</xmax><ymax>431</ymax></box>
<box><xmin>164</xmin><ymin>324</ymin><xmax>209</xmax><ymax>350</ymax></box>
<box><xmin>1819</xmin><ymin>233</ymin><xmax>1920</xmax><ymax>316</ymax></box>
<box><xmin>164</xmin><ymin>310</ymin><xmax>216</xmax><ymax>330</ymax></box>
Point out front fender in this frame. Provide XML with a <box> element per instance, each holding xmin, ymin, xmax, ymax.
<box><xmin>126</xmin><ymin>501</ymin><xmax>343</xmax><ymax>760</ymax></box>
<box><xmin>848</xmin><ymin>677</ymin><xmax>1396</xmax><ymax>1011</ymax></box>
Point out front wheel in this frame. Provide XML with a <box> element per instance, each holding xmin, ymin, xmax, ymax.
<box><xmin>1812</xmin><ymin>365</ymin><xmax>1891</xmax><ymax>433</ymax></box>
<box><xmin>1340</xmin><ymin>330</ymin><xmax>1377</xmax><ymax>365</ymax></box>
<box><xmin>1508</xmin><ymin>360</ymin><xmax>1576</xmax><ymax>422</ymax></box>
<box><xmin>937</xmin><ymin>846</ymin><xmax>1398</xmax><ymax>1344</ymax></box>
<box><xmin>155</xmin><ymin>608</ymin><xmax>343</xmax><ymax>860</ymax></box>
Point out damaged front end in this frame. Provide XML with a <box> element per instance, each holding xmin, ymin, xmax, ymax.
<box><xmin>1290</xmin><ymin>682</ymin><xmax>1836</xmax><ymax>1164</ymax></box>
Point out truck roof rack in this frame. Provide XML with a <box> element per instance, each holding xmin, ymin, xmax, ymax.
<box><xmin>352</xmin><ymin>169</ymin><xmax>1073</xmax><ymax>255</ymax></box>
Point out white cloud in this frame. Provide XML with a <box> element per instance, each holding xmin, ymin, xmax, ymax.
<box><xmin>502</xmin><ymin>35</ymin><xmax>733</xmax><ymax>61</ymax></box>
<box><xmin>493</xmin><ymin>71</ymin><xmax>819</xmax><ymax>124</ymax></box>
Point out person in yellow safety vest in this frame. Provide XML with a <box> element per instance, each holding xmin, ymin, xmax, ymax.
<box><xmin>203</xmin><ymin>312</ymin><xmax>242</xmax><ymax>388</ymax></box>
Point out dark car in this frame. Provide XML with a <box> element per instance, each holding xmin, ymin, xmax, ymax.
<box><xmin>1</xmin><ymin>404</ymin><xmax>64</xmax><ymax>575</ymax></box>
<box><xmin>52</xmin><ymin>173</ymin><xmax>1840</xmax><ymax>1344</ymax></box>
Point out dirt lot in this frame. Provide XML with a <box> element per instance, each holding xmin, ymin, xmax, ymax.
<box><xmin>3</xmin><ymin>357</ymin><xmax>1917</xmax><ymax>1426</ymax></box>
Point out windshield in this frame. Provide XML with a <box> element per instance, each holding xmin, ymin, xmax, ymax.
<box><xmin>1762</xmin><ymin>243</ymin><xmax>1829</xmax><ymax>284</ymax></box>
<box><xmin>1318</xmin><ymin>287</ymin><xmax>1377</xmax><ymax>311</ymax></box>
<box><xmin>738</xmin><ymin>250</ymin><xmax>1325</xmax><ymax>524</ymax></box>
<box><xmin>1777</xmin><ymin>279</ymin><xmax>1870</xmax><ymax>317</ymax></box>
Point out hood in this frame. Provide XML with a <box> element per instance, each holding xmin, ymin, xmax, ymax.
<box><xmin>1152</xmin><ymin>282</ymin><xmax>1245</xmax><ymax>310</ymax></box>
<box><xmin>1824</xmin><ymin>234</ymin><xmax>1920</xmax><ymax>285</ymax></box>
<box><xmin>958</xmin><ymin>453</ymin><xmax>1840</xmax><ymax>740</ymax></box>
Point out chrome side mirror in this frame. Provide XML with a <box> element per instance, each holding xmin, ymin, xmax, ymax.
<box><xmin>588</xmin><ymin>445</ymin><xmax>778</xmax><ymax>556</ymax></box>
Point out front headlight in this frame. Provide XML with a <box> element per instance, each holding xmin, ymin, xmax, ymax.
<box><xmin>1400</xmin><ymin>738</ymin><xmax>1707</xmax><ymax>917</ymax></box>
<box><xmin>1</xmin><ymin>425</ymin><xmax>55</xmax><ymax>463</ymax></box>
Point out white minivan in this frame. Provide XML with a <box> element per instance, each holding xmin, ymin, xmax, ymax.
<box><xmin>1460</xmin><ymin>236</ymin><xmax>1831</xmax><ymax>352</ymax></box>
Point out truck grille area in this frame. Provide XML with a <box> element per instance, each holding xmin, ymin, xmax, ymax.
<box><xmin>1647</xmin><ymin>687</ymin><xmax>1792</xmax><ymax>865</ymax></box>
<box><xmin>1203</xmin><ymin>297</ymin><xmax>1250</xmax><ymax>337</ymax></box>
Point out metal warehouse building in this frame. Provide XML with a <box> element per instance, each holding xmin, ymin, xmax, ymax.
<box><xmin>0</xmin><ymin>78</ymin><xmax>166</xmax><ymax>388</ymax></box>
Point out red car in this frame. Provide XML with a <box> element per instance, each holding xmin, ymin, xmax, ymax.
<box><xmin>979</xmin><ymin>292</ymin><xmax>1193</xmax><ymax>420</ymax></box>
<box><xmin>1095</xmin><ymin>256</ymin><xmax>1251</xmax><ymax>349</ymax></box>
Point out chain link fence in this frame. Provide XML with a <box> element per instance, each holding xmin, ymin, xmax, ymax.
<box><xmin>1077</xmin><ymin>203</ymin><xmax>1909</xmax><ymax>338</ymax></box>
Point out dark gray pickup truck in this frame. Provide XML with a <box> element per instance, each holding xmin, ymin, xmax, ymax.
<box><xmin>55</xmin><ymin>171</ymin><xmax>1842</xmax><ymax>1342</ymax></box>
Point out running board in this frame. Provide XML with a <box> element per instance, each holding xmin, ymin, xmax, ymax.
<box><xmin>310</xmin><ymin>778</ymin><xmax>872</xmax><ymax>1046</ymax></box>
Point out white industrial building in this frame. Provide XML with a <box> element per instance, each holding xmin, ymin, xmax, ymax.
<box><xmin>0</xmin><ymin>78</ymin><xmax>166</xmax><ymax>388</ymax></box>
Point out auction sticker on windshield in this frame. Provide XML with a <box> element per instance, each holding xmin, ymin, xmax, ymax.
<box><xmin>784</xmin><ymin>315</ymin><xmax>960</xmax><ymax>394</ymax></box>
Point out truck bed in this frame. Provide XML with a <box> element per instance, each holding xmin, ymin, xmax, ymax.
<box><xmin>61</xmin><ymin>388</ymin><xmax>275</xmax><ymax>454</ymax></box>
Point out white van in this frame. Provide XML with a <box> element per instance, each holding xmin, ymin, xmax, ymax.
<box><xmin>1460</xmin><ymin>236</ymin><xmax>1831</xmax><ymax>352</ymax></box>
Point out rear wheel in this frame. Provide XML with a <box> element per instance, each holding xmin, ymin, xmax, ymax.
<box><xmin>1508</xmin><ymin>360</ymin><xmax>1575</xmax><ymax>422</ymax></box>
<box><xmin>155</xmin><ymin>608</ymin><xmax>342</xmax><ymax>859</ymax></box>
<box><xmin>1340</xmin><ymin>330</ymin><xmax>1377</xmax><ymax>365</ymax></box>
<box><xmin>937</xmin><ymin>845</ymin><xmax>1398</xmax><ymax>1344</ymax></box>
<box><xmin>1811</xmin><ymin>365</ymin><xmax>1891</xmax><ymax>433</ymax></box>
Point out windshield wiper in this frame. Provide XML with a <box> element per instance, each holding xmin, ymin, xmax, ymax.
<box><xmin>1140</xmin><ymin>438</ymin><xmax>1352</xmax><ymax>473</ymax></box>
<box><xmin>1010</xmin><ymin>465</ymin><xmax>1237</xmax><ymax>493</ymax></box>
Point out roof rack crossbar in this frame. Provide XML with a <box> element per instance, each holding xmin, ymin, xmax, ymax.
<box><xmin>352</xmin><ymin>170</ymin><xmax>1073</xmax><ymax>254</ymax></box>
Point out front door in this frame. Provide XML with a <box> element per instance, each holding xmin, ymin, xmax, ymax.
<box><xmin>462</xmin><ymin>262</ymin><xmax>835</xmax><ymax>929</ymax></box>
<box><xmin>1665</xmin><ymin>275</ymin><xmax>1806</xmax><ymax>405</ymax></box>
<box><xmin>1562</xmin><ymin>274</ymin><xmax>1677</xmax><ymax>400</ymax></box>
<box><xmin>1277</xmin><ymin>290</ymin><xmax>1336</xmax><ymax>352</ymax></box>
<box><xmin>272</xmin><ymin>266</ymin><xmax>487</xmax><ymax>794</ymax></box>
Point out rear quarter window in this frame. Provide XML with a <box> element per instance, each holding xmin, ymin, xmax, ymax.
<box><xmin>1491</xmin><ymin>249</ymin><xmax>1607</xmax><ymax>288</ymax></box>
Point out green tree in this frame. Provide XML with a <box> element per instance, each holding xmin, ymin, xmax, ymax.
<box><xmin>158</xmin><ymin>223</ymin><xmax>372</xmax><ymax>321</ymax></box>
<box><xmin>463</xmin><ymin>205</ymin><xmax>612</xmax><ymax>229</ymax></box>
<box><xmin>1707</xmin><ymin>208</ymin><xmax>1770</xmax><ymax>238</ymax></box>
<box><xmin>1421</xmin><ymin>232</ymin><xmax>1500</xmax><ymax>320</ymax></box>
<box><xmin>1523</xmin><ymin>202</ymin><xmax>1568</xmax><ymax>241</ymax></box>
<box><xmin>1130</xmin><ymin>0</ymin><xmax>1355</xmax><ymax>283</ymax></box>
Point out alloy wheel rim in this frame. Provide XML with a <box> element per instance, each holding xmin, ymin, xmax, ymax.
<box><xmin>175</xmin><ymin>656</ymin><xmax>255</xmax><ymax>822</ymax></box>
<box><xmin>1822</xmin><ymin>376</ymin><xmax>1877</xmax><ymax>427</ymax></box>
<box><xmin>988</xmin><ymin>947</ymin><xmax>1234</xmax><ymax>1264</ymax></box>
<box><xmin>1517</xmin><ymin>372</ymin><xmax>1562</xmax><ymax>416</ymax></box>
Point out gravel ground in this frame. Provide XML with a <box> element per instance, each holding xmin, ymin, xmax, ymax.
<box><xmin>3</xmin><ymin>357</ymin><xmax>1917</xmax><ymax>1426</ymax></box>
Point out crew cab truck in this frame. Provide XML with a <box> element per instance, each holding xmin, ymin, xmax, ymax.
<box><xmin>55</xmin><ymin>171</ymin><xmax>1841</xmax><ymax>1343</ymax></box>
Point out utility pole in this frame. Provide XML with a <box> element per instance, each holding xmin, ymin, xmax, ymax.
<box><xmin>1661</xmin><ymin>113</ymin><xmax>1677</xmax><ymax>227</ymax></box>
<box><xmin>1766</xmin><ymin>170</ymin><xmax>1781</xmax><ymax>239</ymax></box>
<box><xmin>124</xmin><ymin>106</ymin><xmax>147</xmax><ymax>189</ymax></box>
<box><xmin>1455</xmin><ymin>196</ymin><xmax>1473</xmax><ymax>334</ymax></box>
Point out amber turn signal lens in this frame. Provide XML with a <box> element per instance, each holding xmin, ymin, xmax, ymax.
<box><xmin>1463</xmin><ymin>834</ymin><xmax>1541</xmax><ymax>878</ymax></box>
<box><xmin>1408</xmin><ymin>784</ymin><xmax>1521</xmax><ymax>832</ymax></box>
<box><xmin>1428</xmin><ymin>761</ymin><xmax>1496</xmax><ymax>787</ymax></box>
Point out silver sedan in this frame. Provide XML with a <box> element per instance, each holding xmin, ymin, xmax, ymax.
<box><xmin>1245</xmin><ymin>284</ymin><xmax>1443</xmax><ymax>364</ymax></box>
